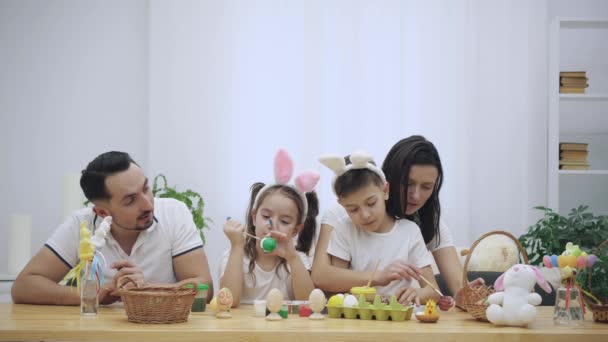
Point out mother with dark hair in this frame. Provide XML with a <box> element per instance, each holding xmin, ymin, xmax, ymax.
<box><xmin>312</xmin><ymin>135</ymin><xmax>482</xmax><ymax>298</ymax></box>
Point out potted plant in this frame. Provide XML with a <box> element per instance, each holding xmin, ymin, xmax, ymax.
<box><xmin>152</xmin><ymin>174</ymin><xmax>212</xmax><ymax>246</ymax></box>
<box><xmin>578</xmin><ymin>241</ymin><xmax>608</xmax><ymax>323</ymax></box>
<box><xmin>519</xmin><ymin>205</ymin><xmax>608</xmax><ymax>266</ymax></box>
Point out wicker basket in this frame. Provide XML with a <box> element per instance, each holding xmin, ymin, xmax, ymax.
<box><xmin>118</xmin><ymin>277</ymin><xmax>197</xmax><ymax>324</ymax></box>
<box><xmin>584</xmin><ymin>240</ymin><xmax>608</xmax><ymax>323</ymax></box>
<box><xmin>455</xmin><ymin>230</ymin><xmax>529</xmax><ymax>322</ymax></box>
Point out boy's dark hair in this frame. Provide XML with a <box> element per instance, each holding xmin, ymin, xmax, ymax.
<box><xmin>243</xmin><ymin>182</ymin><xmax>319</xmax><ymax>284</ymax></box>
<box><xmin>333</xmin><ymin>156</ymin><xmax>384</xmax><ymax>198</ymax></box>
<box><xmin>382</xmin><ymin>135</ymin><xmax>443</xmax><ymax>247</ymax></box>
<box><xmin>80</xmin><ymin>151</ymin><xmax>138</xmax><ymax>202</ymax></box>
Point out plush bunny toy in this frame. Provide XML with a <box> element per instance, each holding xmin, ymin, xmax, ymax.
<box><xmin>485</xmin><ymin>264</ymin><xmax>552</xmax><ymax>326</ymax></box>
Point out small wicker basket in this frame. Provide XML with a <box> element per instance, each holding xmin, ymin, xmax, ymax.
<box><xmin>584</xmin><ymin>240</ymin><xmax>608</xmax><ymax>323</ymax></box>
<box><xmin>455</xmin><ymin>230</ymin><xmax>529</xmax><ymax>322</ymax></box>
<box><xmin>118</xmin><ymin>277</ymin><xmax>197</xmax><ymax>324</ymax></box>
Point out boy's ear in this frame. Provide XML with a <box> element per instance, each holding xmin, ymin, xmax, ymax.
<box><xmin>383</xmin><ymin>182</ymin><xmax>390</xmax><ymax>200</ymax></box>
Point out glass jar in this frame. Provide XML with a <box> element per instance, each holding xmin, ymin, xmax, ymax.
<box><xmin>186</xmin><ymin>284</ymin><xmax>209</xmax><ymax>312</ymax></box>
<box><xmin>80</xmin><ymin>261</ymin><xmax>99</xmax><ymax>316</ymax></box>
<box><xmin>553</xmin><ymin>284</ymin><xmax>584</xmax><ymax>325</ymax></box>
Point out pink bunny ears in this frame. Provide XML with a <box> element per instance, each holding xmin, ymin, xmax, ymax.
<box><xmin>318</xmin><ymin>150</ymin><xmax>386</xmax><ymax>195</ymax></box>
<box><xmin>253</xmin><ymin>149</ymin><xmax>320</xmax><ymax>222</ymax></box>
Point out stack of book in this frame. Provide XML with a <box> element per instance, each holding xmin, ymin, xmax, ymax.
<box><xmin>559</xmin><ymin>142</ymin><xmax>589</xmax><ymax>170</ymax></box>
<box><xmin>560</xmin><ymin>71</ymin><xmax>588</xmax><ymax>94</ymax></box>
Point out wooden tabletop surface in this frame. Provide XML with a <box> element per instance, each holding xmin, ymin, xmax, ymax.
<box><xmin>1</xmin><ymin>303</ymin><xmax>606</xmax><ymax>342</ymax></box>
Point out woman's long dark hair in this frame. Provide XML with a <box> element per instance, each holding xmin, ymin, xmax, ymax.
<box><xmin>382</xmin><ymin>135</ymin><xmax>443</xmax><ymax>248</ymax></box>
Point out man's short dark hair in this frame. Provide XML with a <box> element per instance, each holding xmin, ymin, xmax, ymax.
<box><xmin>80</xmin><ymin>151</ymin><xmax>137</xmax><ymax>201</ymax></box>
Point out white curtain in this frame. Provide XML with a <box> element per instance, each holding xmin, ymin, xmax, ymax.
<box><xmin>148</xmin><ymin>0</ymin><xmax>548</xmax><ymax>285</ymax></box>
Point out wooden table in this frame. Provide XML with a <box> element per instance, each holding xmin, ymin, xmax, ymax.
<box><xmin>1</xmin><ymin>303</ymin><xmax>606</xmax><ymax>342</ymax></box>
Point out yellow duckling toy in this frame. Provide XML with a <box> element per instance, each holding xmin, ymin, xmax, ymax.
<box><xmin>416</xmin><ymin>299</ymin><xmax>440</xmax><ymax>323</ymax></box>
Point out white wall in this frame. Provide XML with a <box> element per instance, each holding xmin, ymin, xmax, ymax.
<box><xmin>0</xmin><ymin>0</ymin><xmax>149</xmax><ymax>275</ymax></box>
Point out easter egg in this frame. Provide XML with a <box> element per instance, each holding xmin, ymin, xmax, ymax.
<box><xmin>261</xmin><ymin>237</ymin><xmax>277</xmax><ymax>253</ymax></box>
<box><xmin>266</xmin><ymin>288</ymin><xmax>284</xmax><ymax>313</ymax></box>
<box><xmin>587</xmin><ymin>254</ymin><xmax>597</xmax><ymax>267</ymax></box>
<box><xmin>564</xmin><ymin>255</ymin><xmax>578</xmax><ymax>268</ymax></box>
<box><xmin>308</xmin><ymin>289</ymin><xmax>326</xmax><ymax>313</ymax></box>
<box><xmin>328</xmin><ymin>294</ymin><xmax>344</xmax><ymax>307</ymax></box>
<box><xmin>217</xmin><ymin>287</ymin><xmax>233</xmax><ymax>310</ymax></box>
<box><xmin>209</xmin><ymin>297</ymin><xmax>218</xmax><ymax>312</ymax></box>
<box><xmin>551</xmin><ymin>255</ymin><xmax>559</xmax><ymax>267</ymax></box>
<box><xmin>543</xmin><ymin>255</ymin><xmax>553</xmax><ymax>268</ymax></box>
<box><xmin>557</xmin><ymin>255</ymin><xmax>567</xmax><ymax>268</ymax></box>
<box><xmin>577</xmin><ymin>255</ymin><xmax>587</xmax><ymax>269</ymax></box>
<box><xmin>343</xmin><ymin>294</ymin><xmax>358</xmax><ymax>307</ymax></box>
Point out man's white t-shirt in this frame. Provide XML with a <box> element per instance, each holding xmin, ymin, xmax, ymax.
<box><xmin>321</xmin><ymin>203</ymin><xmax>454</xmax><ymax>252</ymax></box>
<box><xmin>218</xmin><ymin>250</ymin><xmax>312</xmax><ymax>304</ymax></box>
<box><xmin>46</xmin><ymin>198</ymin><xmax>203</xmax><ymax>284</ymax></box>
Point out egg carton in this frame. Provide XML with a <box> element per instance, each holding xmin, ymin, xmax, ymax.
<box><xmin>327</xmin><ymin>294</ymin><xmax>413</xmax><ymax>322</ymax></box>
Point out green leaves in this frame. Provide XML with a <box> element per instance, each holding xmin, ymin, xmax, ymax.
<box><xmin>519</xmin><ymin>206</ymin><xmax>608</xmax><ymax>300</ymax></box>
<box><xmin>152</xmin><ymin>174</ymin><xmax>212</xmax><ymax>246</ymax></box>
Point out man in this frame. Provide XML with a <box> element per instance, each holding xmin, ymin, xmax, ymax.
<box><xmin>12</xmin><ymin>151</ymin><xmax>214</xmax><ymax>304</ymax></box>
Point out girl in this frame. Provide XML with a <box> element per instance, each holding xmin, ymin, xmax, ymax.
<box><xmin>219</xmin><ymin>149</ymin><xmax>320</xmax><ymax>306</ymax></box>
<box><xmin>312</xmin><ymin>136</ymin><xmax>482</xmax><ymax>303</ymax></box>
<box><xmin>317</xmin><ymin>151</ymin><xmax>440</xmax><ymax>305</ymax></box>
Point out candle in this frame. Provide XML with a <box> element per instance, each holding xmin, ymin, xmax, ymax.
<box><xmin>8</xmin><ymin>214</ymin><xmax>32</xmax><ymax>275</ymax></box>
<box><xmin>62</xmin><ymin>173</ymin><xmax>85</xmax><ymax>220</ymax></box>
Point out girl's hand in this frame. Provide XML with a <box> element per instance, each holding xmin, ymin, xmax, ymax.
<box><xmin>268</xmin><ymin>230</ymin><xmax>297</xmax><ymax>261</ymax></box>
<box><xmin>395</xmin><ymin>286</ymin><xmax>421</xmax><ymax>306</ymax></box>
<box><xmin>375</xmin><ymin>260</ymin><xmax>421</xmax><ymax>286</ymax></box>
<box><xmin>223</xmin><ymin>219</ymin><xmax>246</xmax><ymax>247</ymax></box>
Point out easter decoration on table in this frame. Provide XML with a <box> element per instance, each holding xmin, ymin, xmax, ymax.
<box><xmin>216</xmin><ymin>287</ymin><xmax>234</xmax><ymax>319</ymax></box>
<box><xmin>266</xmin><ymin>288</ymin><xmax>284</xmax><ymax>321</ymax></box>
<box><xmin>485</xmin><ymin>264</ymin><xmax>552</xmax><ymax>327</ymax></box>
<box><xmin>61</xmin><ymin>217</ymin><xmax>112</xmax><ymax>316</ymax></box>
<box><xmin>415</xmin><ymin>299</ymin><xmax>440</xmax><ymax>323</ymax></box>
<box><xmin>543</xmin><ymin>242</ymin><xmax>597</xmax><ymax>325</ymax></box>
<box><xmin>327</xmin><ymin>293</ymin><xmax>413</xmax><ymax>321</ymax></box>
<box><xmin>308</xmin><ymin>289</ymin><xmax>327</xmax><ymax>320</ymax></box>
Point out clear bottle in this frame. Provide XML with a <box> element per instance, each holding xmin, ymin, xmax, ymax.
<box><xmin>553</xmin><ymin>283</ymin><xmax>584</xmax><ymax>325</ymax></box>
<box><xmin>80</xmin><ymin>261</ymin><xmax>99</xmax><ymax>316</ymax></box>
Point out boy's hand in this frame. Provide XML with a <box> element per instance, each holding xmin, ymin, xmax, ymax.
<box><xmin>395</xmin><ymin>286</ymin><xmax>421</xmax><ymax>306</ymax></box>
<box><xmin>223</xmin><ymin>219</ymin><xmax>246</xmax><ymax>247</ymax></box>
<box><xmin>374</xmin><ymin>260</ymin><xmax>421</xmax><ymax>286</ymax></box>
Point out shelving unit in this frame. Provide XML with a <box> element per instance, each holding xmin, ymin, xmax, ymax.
<box><xmin>547</xmin><ymin>18</ymin><xmax>608</xmax><ymax>215</ymax></box>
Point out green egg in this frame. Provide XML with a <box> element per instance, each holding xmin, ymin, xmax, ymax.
<box><xmin>261</xmin><ymin>237</ymin><xmax>277</xmax><ymax>253</ymax></box>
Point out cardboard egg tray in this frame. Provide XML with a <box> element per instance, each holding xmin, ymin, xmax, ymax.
<box><xmin>327</xmin><ymin>294</ymin><xmax>413</xmax><ymax>321</ymax></box>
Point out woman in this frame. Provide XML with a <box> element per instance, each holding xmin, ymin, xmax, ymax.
<box><xmin>311</xmin><ymin>135</ymin><xmax>482</xmax><ymax>298</ymax></box>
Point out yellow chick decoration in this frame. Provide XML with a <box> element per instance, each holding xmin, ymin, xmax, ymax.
<box><xmin>61</xmin><ymin>221</ymin><xmax>107</xmax><ymax>290</ymax></box>
<box><xmin>416</xmin><ymin>299</ymin><xmax>440</xmax><ymax>323</ymax></box>
<box><xmin>78</xmin><ymin>222</ymin><xmax>95</xmax><ymax>262</ymax></box>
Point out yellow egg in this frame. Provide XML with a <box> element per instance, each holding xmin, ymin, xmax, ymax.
<box><xmin>208</xmin><ymin>297</ymin><xmax>218</xmax><ymax>313</ymax></box>
<box><xmin>328</xmin><ymin>294</ymin><xmax>344</xmax><ymax>307</ymax></box>
<box><xmin>557</xmin><ymin>255</ymin><xmax>568</xmax><ymax>268</ymax></box>
<box><xmin>564</xmin><ymin>255</ymin><xmax>578</xmax><ymax>268</ymax></box>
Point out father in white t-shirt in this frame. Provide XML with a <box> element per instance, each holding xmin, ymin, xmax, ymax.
<box><xmin>11</xmin><ymin>151</ymin><xmax>214</xmax><ymax>305</ymax></box>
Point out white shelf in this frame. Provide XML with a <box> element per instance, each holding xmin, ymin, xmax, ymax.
<box><xmin>0</xmin><ymin>274</ymin><xmax>16</xmax><ymax>281</ymax></box>
<box><xmin>559</xmin><ymin>170</ymin><xmax>608</xmax><ymax>175</ymax></box>
<box><xmin>560</xmin><ymin>18</ymin><xmax>608</xmax><ymax>29</ymax></box>
<box><xmin>560</xmin><ymin>93</ymin><xmax>608</xmax><ymax>101</ymax></box>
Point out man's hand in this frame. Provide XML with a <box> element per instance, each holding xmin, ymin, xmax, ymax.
<box><xmin>111</xmin><ymin>260</ymin><xmax>146</xmax><ymax>290</ymax></box>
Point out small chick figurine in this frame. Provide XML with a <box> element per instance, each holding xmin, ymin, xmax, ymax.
<box><xmin>266</xmin><ymin>288</ymin><xmax>284</xmax><ymax>321</ymax></box>
<box><xmin>308</xmin><ymin>288</ymin><xmax>326</xmax><ymax>320</ymax></box>
<box><xmin>216</xmin><ymin>287</ymin><xmax>234</xmax><ymax>319</ymax></box>
<box><xmin>416</xmin><ymin>299</ymin><xmax>440</xmax><ymax>323</ymax></box>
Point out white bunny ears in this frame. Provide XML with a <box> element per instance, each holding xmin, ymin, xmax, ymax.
<box><xmin>252</xmin><ymin>149</ymin><xmax>320</xmax><ymax>222</ymax></box>
<box><xmin>318</xmin><ymin>150</ymin><xmax>386</xmax><ymax>195</ymax></box>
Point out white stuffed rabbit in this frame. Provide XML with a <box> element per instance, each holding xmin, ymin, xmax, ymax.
<box><xmin>485</xmin><ymin>264</ymin><xmax>552</xmax><ymax>326</ymax></box>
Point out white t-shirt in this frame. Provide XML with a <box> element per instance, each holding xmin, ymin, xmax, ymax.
<box><xmin>46</xmin><ymin>198</ymin><xmax>203</xmax><ymax>285</ymax></box>
<box><xmin>321</xmin><ymin>203</ymin><xmax>454</xmax><ymax>252</ymax></box>
<box><xmin>324</xmin><ymin>204</ymin><xmax>434</xmax><ymax>296</ymax></box>
<box><xmin>218</xmin><ymin>249</ymin><xmax>311</xmax><ymax>304</ymax></box>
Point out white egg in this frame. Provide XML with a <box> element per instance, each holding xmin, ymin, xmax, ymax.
<box><xmin>343</xmin><ymin>294</ymin><xmax>358</xmax><ymax>307</ymax></box>
<box><xmin>308</xmin><ymin>288</ymin><xmax>326</xmax><ymax>313</ymax></box>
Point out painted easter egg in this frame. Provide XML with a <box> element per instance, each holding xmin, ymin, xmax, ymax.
<box><xmin>551</xmin><ymin>255</ymin><xmax>559</xmax><ymax>267</ymax></box>
<box><xmin>261</xmin><ymin>237</ymin><xmax>277</xmax><ymax>253</ymax></box>
<box><xmin>543</xmin><ymin>255</ymin><xmax>553</xmax><ymax>268</ymax></box>
<box><xmin>217</xmin><ymin>287</ymin><xmax>233</xmax><ymax>310</ymax></box>
<box><xmin>587</xmin><ymin>254</ymin><xmax>597</xmax><ymax>268</ymax></box>
<box><xmin>308</xmin><ymin>289</ymin><xmax>326</xmax><ymax>313</ymax></box>
<box><xmin>266</xmin><ymin>288</ymin><xmax>284</xmax><ymax>313</ymax></box>
<box><xmin>577</xmin><ymin>255</ymin><xmax>587</xmax><ymax>269</ymax></box>
<box><xmin>328</xmin><ymin>294</ymin><xmax>344</xmax><ymax>307</ymax></box>
<box><xmin>557</xmin><ymin>255</ymin><xmax>567</xmax><ymax>268</ymax></box>
<box><xmin>564</xmin><ymin>255</ymin><xmax>578</xmax><ymax>268</ymax></box>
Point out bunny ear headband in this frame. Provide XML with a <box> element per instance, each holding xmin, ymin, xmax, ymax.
<box><xmin>252</xmin><ymin>149</ymin><xmax>320</xmax><ymax>223</ymax></box>
<box><xmin>318</xmin><ymin>150</ymin><xmax>387</xmax><ymax>196</ymax></box>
